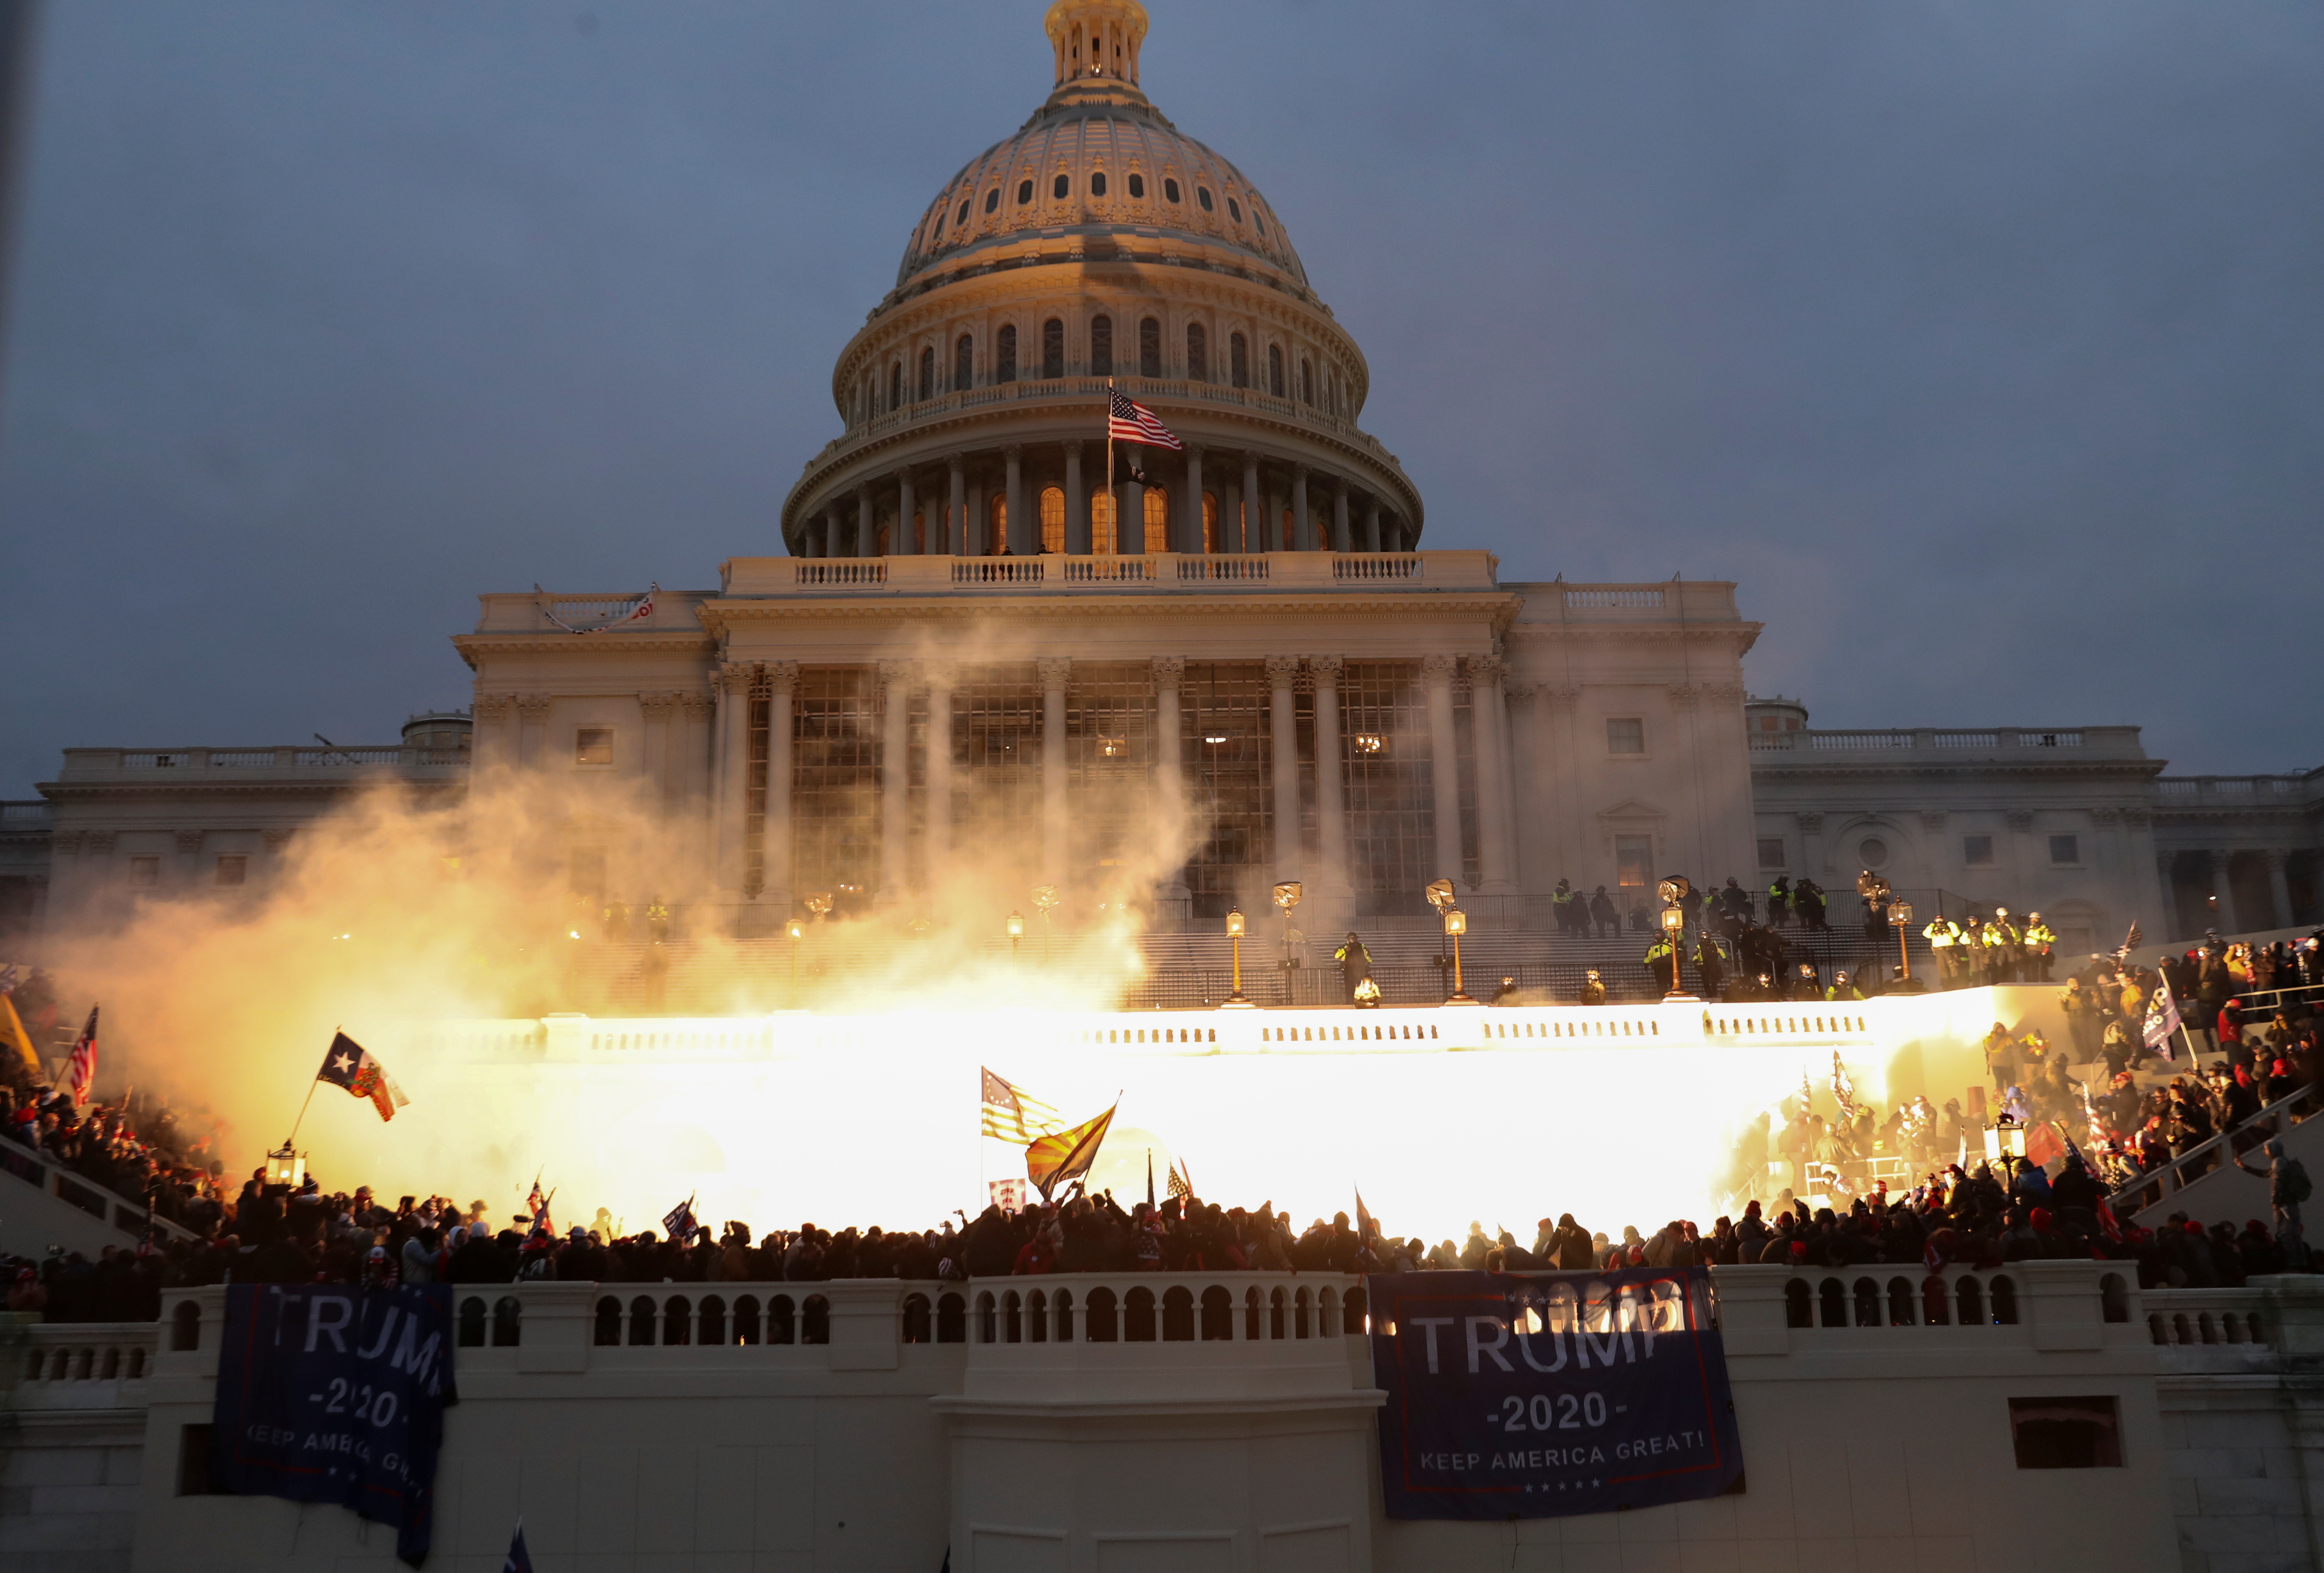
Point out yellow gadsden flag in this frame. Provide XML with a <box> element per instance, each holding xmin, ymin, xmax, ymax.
<box><xmin>0</xmin><ymin>992</ymin><xmax>37</xmax><ymax>1073</ymax></box>
<box><xmin>1024</xmin><ymin>1099</ymin><xmax>1119</xmax><ymax>1202</ymax></box>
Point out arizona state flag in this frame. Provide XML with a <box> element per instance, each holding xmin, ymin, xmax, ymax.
<box><xmin>1025</xmin><ymin>1099</ymin><xmax>1118</xmax><ymax>1202</ymax></box>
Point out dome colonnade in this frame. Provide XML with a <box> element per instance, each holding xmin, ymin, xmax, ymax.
<box><xmin>779</xmin><ymin>0</ymin><xmax>1422</xmax><ymax>564</ymax></box>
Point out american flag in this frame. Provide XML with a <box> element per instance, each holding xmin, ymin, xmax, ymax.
<box><xmin>981</xmin><ymin>1066</ymin><xmax>1063</xmax><ymax>1142</ymax></box>
<box><xmin>1107</xmin><ymin>388</ymin><xmax>1182</xmax><ymax>451</ymax></box>
<box><xmin>65</xmin><ymin>1006</ymin><xmax>98</xmax><ymax>1107</ymax></box>
<box><xmin>1166</xmin><ymin>1159</ymin><xmax>1192</xmax><ymax>1202</ymax></box>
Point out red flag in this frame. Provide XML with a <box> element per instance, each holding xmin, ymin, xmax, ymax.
<box><xmin>2097</xmin><ymin>1201</ymin><xmax>2124</xmax><ymax>1244</ymax></box>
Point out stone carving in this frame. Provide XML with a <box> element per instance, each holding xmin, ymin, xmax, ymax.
<box><xmin>1503</xmin><ymin>680</ymin><xmax>1540</xmax><ymax>703</ymax></box>
<box><xmin>718</xmin><ymin>663</ymin><xmax>758</xmax><ymax>696</ymax></box>
<box><xmin>1920</xmin><ymin>811</ymin><xmax>1947</xmax><ymax>831</ymax></box>
<box><xmin>1666</xmin><ymin>684</ymin><xmax>1700</xmax><ymax>710</ymax></box>
<box><xmin>1418</xmin><ymin>653</ymin><xmax>1459</xmax><ymax>684</ymax></box>
<box><xmin>1538</xmin><ymin>685</ymin><xmax>1580</xmax><ymax>711</ymax></box>
<box><xmin>765</xmin><ymin>661</ymin><xmax>800</xmax><ymax>693</ymax></box>
<box><xmin>263</xmin><ymin>828</ymin><xmax>293</xmax><ymax>851</ymax></box>
<box><xmin>85</xmin><ymin>832</ymin><xmax>115</xmax><ymax>856</ymax></box>
<box><xmin>1037</xmin><ymin>657</ymin><xmax>1074</xmax><ymax>689</ymax></box>
<box><xmin>679</xmin><ymin>690</ymin><xmax>717</xmax><ymax>719</ymax></box>
<box><xmin>471</xmin><ymin>693</ymin><xmax>514</xmax><ymax>722</ymax></box>
<box><xmin>1467</xmin><ymin>653</ymin><xmax>1506</xmax><ymax>685</ymax></box>
<box><xmin>2007</xmin><ymin>810</ymin><xmax>2035</xmax><ymax>832</ymax></box>
<box><xmin>1264</xmin><ymin>655</ymin><xmax>1304</xmax><ymax>685</ymax></box>
<box><xmin>1307</xmin><ymin>656</ymin><xmax>1344</xmax><ymax>684</ymax></box>
<box><xmin>637</xmin><ymin>692</ymin><xmax>681</xmax><ymax>721</ymax></box>
<box><xmin>515</xmin><ymin>694</ymin><xmax>553</xmax><ymax>724</ymax></box>
<box><xmin>1796</xmin><ymin>812</ymin><xmax>1824</xmax><ymax>833</ymax></box>
<box><xmin>2089</xmin><ymin>807</ymin><xmax>2121</xmax><ymax>827</ymax></box>
<box><xmin>2123</xmin><ymin>808</ymin><xmax>2152</xmax><ymax>829</ymax></box>
<box><xmin>1150</xmin><ymin>656</ymin><xmax>1186</xmax><ymax>685</ymax></box>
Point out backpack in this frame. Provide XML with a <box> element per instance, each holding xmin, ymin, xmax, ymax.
<box><xmin>2280</xmin><ymin>1158</ymin><xmax>2313</xmax><ymax>1206</ymax></box>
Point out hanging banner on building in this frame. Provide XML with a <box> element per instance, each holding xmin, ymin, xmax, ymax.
<box><xmin>1369</xmin><ymin>1268</ymin><xmax>1742</xmax><ymax>1519</ymax></box>
<box><xmin>211</xmin><ymin>1284</ymin><xmax>457</xmax><ymax>1566</ymax></box>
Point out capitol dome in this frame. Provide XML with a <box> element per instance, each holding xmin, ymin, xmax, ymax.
<box><xmin>782</xmin><ymin>0</ymin><xmax>1423</xmax><ymax>562</ymax></box>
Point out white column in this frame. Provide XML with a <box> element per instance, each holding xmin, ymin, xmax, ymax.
<box><xmin>1266</xmin><ymin>656</ymin><xmax>1303</xmax><ymax>884</ymax></box>
<box><xmin>2265</xmin><ymin>849</ymin><xmax>2295</xmax><ymax>931</ymax></box>
<box><xmin>1153</xmin><ymin>656</ymin><xmax>1189</xmax><ymax>901</ymax></box>
<box><xmin>1006</xmin><ymin>446</ymin><xmax>1027</xmax><ymax>556</ymax></box>
<box><xmin>855</xmin><ymin>485</ymin><xmax>874</xmax><ymax>558</ymax></box>
<box><xmin>947</xmin><ymin>455</ymin><xmax>966</xmax><ymax>556</ymax></box>
<box><xmin>1311</xmin><ymin>656</ymin><xmax>1348</xmax><ymax>896</ymax></box>
<box><xmin>1064</xmin><ymin>443</ymin><xmax>1088</xmax><ymax>555</ymax></box>
<box><xmin>1469</xmin><ymin>655</ymin><xmax>1518</xmax><ymax>894</ymax></box>
<box><xmin>1331</xmin><ymin>482</ymin><xmax>1350</xmax><ymax>554</ymax></box>
<box><xmin>471</xmin><ymin>694</ymin><xmax>515</xmax><ymax>772</ymax></box>
<box><xmin>897</xmin><ymin>471</ymin><xmax>916</xmax><ymax>555</ymax></box>
<box><xmin>1420</xmin><ymin>654</ymin><xmax>1464</xmax><ymax>888</ymax></box>
<box><xmin>1182</xmin><ymin>445</ymin><xmax>1204</xmax><ymax>554</ymax></box>
<box><xmin>926</xmin><ymin>670</ymin><xmax>954</xmax><ymax>872</ymax></box>
<box><xmin>1241</xmin><ymin>452</ymin><xmax>1261</xmax><ymax>553</ymax></box>
<box><xmin>713</xmin><ymin>663</ymin><xmax>754</xmax><ymax>903</ymax></box>
<box><xmin>682</xmin><ymin>690</ymin><xmax>717</xmax><ymax>884</ymax></box>
<box><xmin>1364</xmin><ymin>498</ymin><xmax>1382</xmax><ymax>554</ymax></box>
<box><xmin>878</xmin><ymin>661</ymin><xmax>912</xmax><ymax>902</ymax></box>
<box><xmin>1291</xmin><ymin>466</ymin><xmax>1310</xmax><ymax>550</ymax></box>
<box><xmin>762</xmin><ymin>663</ymin><xmax>796</xmax><ymax>915</ymax></box>
<box><xmin>1039</xmin><ymin>657</ymin><xmax>1071</xmax><ymax>888</ymax></box>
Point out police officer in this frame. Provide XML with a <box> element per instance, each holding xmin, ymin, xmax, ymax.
<box><xmin>2022</xmin><ymin>912</ymin><xmax>2057</xmax><ymax>981</ymax></box>
<box><xmin>1826</xmin><ymin>969</ymin><xmax>1863</xmax><ymax>1002</ymax></box>
<box><xmin>1552</xmin><ymin>878</ymin><xmax>1578</xmax><ymax>938</ymax></box>
<box><xmin>1992</xmin><ymin>906</ymin><xmax>2023</xmax><ymax>984</ymax></box>
<box><xmin>1643</xmin><ymin>936</ymin><xmax>1678</xmax><ymax>994</ymax></box>
<box><xmin>1766</xmin><ymin>876</ymin><xmax>1792</xmax><ymax>928</ymax></box>
<box><xmin>1923</xmin><ymin>914</ymin><xmax>1960</xmax><ymax>988</ymax></box>
<box><xmin>1693</xmin><ymin>931</ymin><xmax>1729</xmax><ymax>999</ymax></box>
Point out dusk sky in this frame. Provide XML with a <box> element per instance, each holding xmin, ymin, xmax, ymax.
<box><xmin>3</xmin><ymin>0</ymin><xmax>2319</xmax><ymax>797</ymax></box>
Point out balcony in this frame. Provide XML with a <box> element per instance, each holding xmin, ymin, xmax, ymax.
<box><xmin>713</xmin><ymin>549</ymin><xmax>1502</xmax><ymax>600</ymax></box>
<box><xmin>47</xmin><ymin>746</ymin><xmax>470</xmax><ymax>785</ymax></box>
<box><xmin>1749</xmin><ymin>726</ymin><xmax>2147</xmax><ymax>760</ymax></box>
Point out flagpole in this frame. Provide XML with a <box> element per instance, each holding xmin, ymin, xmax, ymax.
<box><xmin>282</xmin><ymin>1081</ymin><xmax>319</xmax><ymax>1150</ymax></box>
<box><xmin>1105</xmin><ymin>377</ymin><xmax>1116</xmax><ymax>555</ymax></box>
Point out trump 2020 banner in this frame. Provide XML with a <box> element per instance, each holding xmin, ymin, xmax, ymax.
<box><xmin>211</xmin><ymin>1284</ymin><xmax>457</xmax><ymax>1565</ymax></box>
<box><xmin>1368</xmin><ymin>1268</ymin><xmax>1742</xmax><ymax>1518</ymax></box>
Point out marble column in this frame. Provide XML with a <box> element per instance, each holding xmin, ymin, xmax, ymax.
<box><xmin>1420</xmin><ymin>654</ymin><xmax>1464</xmax><ymax>888</ymax></box>
<box><xmin>2265</xmin><ymin>849</ymin><xmax>2296</xmax><ymax>931</ymax></box>
<box><xmin>2207</xmin><ymin>848</ymin><xmax>2234</xmax><ymax>931</ymax></box>
<box><xmin>680</xmin><ymin>690</ymin><xmax>716</xmax><ymax>878</ymax></box>
<box><xmin>1153</xmin><ymin>656</ymin><xmax>1190</xmax><ymax>901</ymax></box>
<box><xmin>713</xmin><ymin>662</ymin><xmax>755</xmax><ymax>901</ymax></box>
<box><xmin>947</xmin><ymin>455</ymin><xmax>967</xmax><ymax>556</ymax></box>
<box><xmin>175</xmin><ymin>829</ymin><xmax>204</xmax><ymax>890</ymax></box>
<box><xmin>968</xmin><ymin>481</ymin><xmax>986</xmax><ymax>554</ymax></box>
<box><xmin>1182</xmin><ymin>445</ymin><xmax>1204</xmax><ymax>553</ymax></box>
<box><xmin>1266</xmin><ymin>656</ymin><xmax>1303</xmax><ymax>883</ymax></box>
<box><xmin>1364</xmin><ymin>498</ymin><xmax>1382</xmax><ymax>553</ymax></box>
<box><xmin>926</xmin><ymin>669</ymin><xmax>955</xmax><ymax>871</ymax></box>
<box><xmin>1310</xmin><ymin>656</ymin><xmax>1348</xmax><ymax>896</ymax></box>
<box><xmin>1291</xmin><ymin>466</ymin><xmax>1310</xmax><ymax>551</ymax></box>
<box><xmin>897</xmin><ymin>471</ymin><xmax>917</xmax><ymax>555</ymax></box>
<box><xmin>1121</xmin><ymin>459</ymin><xmax>1145</xmax><ymax>555</ymax></box>
<box><xmin>878</xmin><ymin>661</ymin><xmax>912</xmax><ymax>901</ymax></box>
<box><xmin>1064</xmin><ymin>442</ymin><xmax>1088</xmax><ymax>555</ymax></box>
<box><xmin>1223</xmin><ymin>483</ymin><xmax>1243</xmax><ymax>554</ymax></box>
<box><xmin>854</xmin><ymin>485</ymin><xmax>874</xmax><ymax>558</ymax></box>
<box><xmin>761</xmin><ymin>663</ymin><xmax>797</xmax><ymax>914</ymax></box>
<box><xmin>1468</xmin><ymin>656</ymin><xmax>1517</xmax><ymax>894</ymax></box>
<box><xmin>1331</xmin><ymin>482</ymin><xmax>1350</xmax><ymax>554</ymax></box>
<box><xmin>1039</xmin><ymin>657</ymin><xmax>1072</xmax><ymax>888</ymax></box>
<box><xmin>1242</xmin><ymin>453</ymin><xmax>1261</xmax><ymax>552</ymax></box>
<box><xmin>1005</xmin><ymin>446</ymin><xmax>1028</xmax><ymax>556</ymax></box>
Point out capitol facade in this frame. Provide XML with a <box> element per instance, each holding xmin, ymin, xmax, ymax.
<box><xmin>7</xmin><ymin>0</ymin><xmax>2318</xmax><ymax>954</ymax></box>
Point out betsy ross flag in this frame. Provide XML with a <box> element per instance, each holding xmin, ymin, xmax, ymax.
<box><xmin>65</xmin><ymin>1006</ymin><xmax>99</xmax><ymax>1107</ymax></box>
<box><xmin>662</xmin><ymin>1193</ymin><xmax>698</xmax><ymax>1242</ymax></box>
<box><xmin>981</xmin><ymin>1066</ymin><xmax>1063</xmax><ymax>1142</ymax></box>
<box><xmin>2143</xmin><ymin>986</ymin><xmax>2183</xmax><ymax>1061</ymax></box>
<box><xmin>1107</xmin><ymin>388</ymin><xmax>1182</xmax><ymax>450</ymax></box>
<box><xmin>316</xmin><ymin>1031</ymin><xmax>410</xmax><ymax>1121</ymax></box>
<box><xmin>1026</xmin><ymin>1099</ymin><xmax>1118</xmax><ymax>1202</ymax></box>
<box><xmin>1166</xmin><ymin>1158</ymin><xmax>1192</xmax><ymax>1202</ymax></box>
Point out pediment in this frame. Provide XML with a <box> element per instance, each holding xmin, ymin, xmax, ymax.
<box><xmin>1595</xmin><ymin>798</ymin><xmax>1666</xmax><ymax>823</ymax></box>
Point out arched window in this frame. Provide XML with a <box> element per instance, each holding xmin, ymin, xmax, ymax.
<box><xmin>1268</xmin><ymin>344</ymin><xmax>1284</xmax><ymax>397</ymax></box>
<box><xmin>1300</xmin><ymin>357</ymin><xmax>1313</xmax><ymax>405</ymax></box>
<box><xmin>889</xmin><ymin>361</ymin><xmax>903</xmax><ymax>410</ymax></box>
<box><xmin>1254</xmin><ymin>209</ymin><xmax>1266</xmax><ymax>236</ymax></box>
<box><xmin>1053</xmin><ymin>173</ymin><xmax>1069</xmax><ymax>199</ymax></box>
<box><xmin>1016</xmin><ymin>178</ymin><xmax>1034</xmax><ymax>205</ymax></box>
<box><xmin>1143</xmin><ymin>486</ymin><xmax>1169</xmax><ymax>553</ymax></box>
<box><xmin>918</xmin><ymin>346</ymin><xmax>934</xmax><ymax>402</ymax></box>
<box><xmin>1126</xmin><ymin>172</ymin><xmax>1142</xmax><ymax>198</ymax></box>
<box><xmin>996</xmin><ymin>324</ymin><xmax>1017</xmax><ymax>383</ymax></box>
<box><xmin>1091</xmin><ymin>490</ymin><xmax>1117</xmax><ymax>555</ymax></box>
<box><xmin>911</xmin><ymin>509</ymin><xmax>926</xmax><ymax>555</ymax></box>
<box><xmin>1163</xmin><ymin>177</ymin><xmax>1180</xmax><ymax>203</ymax></box>
<box><xmin>983</xmin><ymin>188</ymin><xmax>999</xmax><ymax>214</ymax></box>
<box><xmin>1090</xmin><ymin>170</ymin><xmax>1107</xmax><ymax>197</ymax></box>
<box><xmin>1042</xmin><ymin>317</ymin><xmax>1064</xmax><ymax>379</ymax></box>
<box><xmin>1139</xmin><ymin>316</ymin><xmax>1162</xmax><ymax>378</ymax></box>
<box><xmin>1186</xmin><ymin>322</ymin><xmax>1207</xmax><ymax>382</ymax></box>
<box><xmin>954</xmin><ymin>334</ymin><xmax>973</xmax><ymax>390</ymax></box>
<box><xmin>1196</xmin><ymin>186</ymin><xmax>1214</xmax><ymax>211</ymax></box>
<box><xmin>1230</xmin><ymin>332</ymin><xmax>1248</xmax><ymax>388</ymax></box>
<box><xmin>1089</xmin><ymin>314</ymin><xmax>1112</xmax><ymax>377</ymax></box>
<box><xmin>955</xmin><ymin>199</ymin><xmax>969</xmax><ymax>225</ymax></box>
<box><xmin>1201</xmin><ymin>490</ymin><xmax>1218</xmax><ymax>553</ymax></box>
<box><xmin>1040</xmin><ymin>486</ymin><xmax>1066</xmax><ymax>553</ymax></box>
<box><xmin>988</xmin><ymin>492</ymin><xmax>1008</xmax><ymax>555</ymax></box>
<box><xmin>1227</xmin><ymin>196</ymin><xmax>1243</xmax><ymax>222</ymax></box>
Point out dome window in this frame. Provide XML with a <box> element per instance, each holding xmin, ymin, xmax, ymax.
<box><xmin>1090</xmin><ymin>171</ymin><xmax>1107</xmax><ymax>197</ymax></box>
<box><xmin>1267</xmin><ymin>344</ymin><xmax>1284</xmax><ymax>398</ymax></box>
<box><xmin>956</xmin><ymin>199</ymin><xmax>970</xmax><ymax>225</ymax></box>
<box><xmin>1017</xmin><ymin>179</ymin><xmax>1034</xmax><ymax>205</ymax></box>
<box><xmin>918</xmin><ymin>346</ymin><xmax>935</xmax><ymax>402</ymax></box>
<box><xmin>1162</xmin><ymin>178</ymin><xmax>1181</xmax><ymax>203</ymax></box>
<box><xmin>1186</xmin><ymin>323</ymin><xmax>1207</xmax><ymax>382</ymax></box>
<box><xmin>1227</xmin><ymin>197</ymin><xmax>1243</xmax><ymax>223</ymax></box>
<box><xmin>1254</xmin><ymin>211</ymin><xmax>1266</xmax><ymax>236</ymax></box>
<box><xmin>954</xmin><ymin>334</ymin><xmax>974</xmax><ymax>391</ymax></box>
<box><xmin>1126</xmin><ymin>173</ymin><xmax>1144</xmax><ymax>199</ymax></box>
<box><xmin>1089</xmin><ymin>314</ymin><xmax>1113</xmax><ymax>378</ymax></box>
<box><xmin>1196</xmin><ymin>186</ymin><xmax>1214</xmax><ymax>212</ymax></box>
<box><xmin>983</xmin><ymin>189</ymin><xmax>1000</xmax><ymax>215</ymax></box>
<box><xmin>1053</xmin><ymin>173</ymin><xmax>1069</xmax><ymax>199</ymax></box>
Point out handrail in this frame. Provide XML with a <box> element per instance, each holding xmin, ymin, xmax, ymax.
<box><xmin>0</xmin><ymin>1139</ymin><xmax>199</xmax><ymax>1245</ymax></box>
<box><xmin>2105</xmin><ymin>1082</ymin><xmax>2324</xmax><ymax>1216</ymax></box>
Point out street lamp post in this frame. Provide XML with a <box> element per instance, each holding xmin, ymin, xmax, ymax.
<box><xmin>1224</xmin><ymin>907</ymin><xmax>1251</xmax><ymax>1007</ymax></box>
<box><xmin>1443</xmin><ymin>905</ymin><xmax>1475</xmax><ymax>1003</ymax></box>
<box><xmin>1889</xmin><ymin>898</ymin><xmax>1914</xmax><ymax>984</ymax></box>
<box><xmin>1656</xmin><ymin>876</ymin><xmax>1695</xmax><ymax>1001</ymax></box>
<box><xmin>1007</xmin><ymin>910</ymin><xmax>1024</xmax><ymax>963</ymax></box>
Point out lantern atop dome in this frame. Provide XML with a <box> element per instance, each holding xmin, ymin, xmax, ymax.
<box><xmin>1044</xmin><ymin>0</ymin><xmax>1148</xmax><ymax>89</ymax></box>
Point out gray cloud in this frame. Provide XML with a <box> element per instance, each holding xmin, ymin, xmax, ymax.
<box><xmin>3</xmin><ymin>0</ymin><xmax>2319</xmax><ymax>796</ymax></box>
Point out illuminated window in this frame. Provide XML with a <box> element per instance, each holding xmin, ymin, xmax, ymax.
<box><xmin>1040</xmin><ymin>486</ymin><xmax>1066</xmax><ymax>554</ymax></box>
<box><xmin>1092</xmin><ymin>490</ymin><xmax>1118</xmax><ymax>555</ymax></box>
<box><xmin>1615</xmin><ymin>835</ymin><xmax>1653</xmax><ymax>889</ymax></box>
<box><xmin>1201</xmin><ymin>491</ymin><xmax>1218</xmax><ymax>553</ymax></box>
<box><xmin>988</xmin><ymin>493</ymin><xmax>1008</xmax><ymax>555</ymax></box>
<box><xmin>576</xmin><ymin>728</ymin><xmax>614</xmax><ymax>765</ymax></box>
<box><xmin>1606</xmin><ymin>718</ymin><xmax>1644</xmax><ymax>755</ymax></box>
<box><xmin>1143</xmin><ymin>487</ymin><xmax>1169</xmax><ymax>553</ymax></box>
